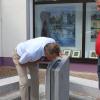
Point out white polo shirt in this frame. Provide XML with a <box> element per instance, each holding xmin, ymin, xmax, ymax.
<box><xmin>16</xmin><ymin>37</ymin><xmax>55</xmax><ymax>64</ymax></box>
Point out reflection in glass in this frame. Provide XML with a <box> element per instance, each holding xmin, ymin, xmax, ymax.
<box><xmin>91</xmin><ymin>11</ymin><xmax>100</xmax><ymax>42</ymax></box>
<box><xmin>85</xmin><ymin>3</ymin><xmax>100</xmax><ymax>58</ymax></box>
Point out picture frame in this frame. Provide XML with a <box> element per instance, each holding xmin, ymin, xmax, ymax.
<box><xmin>72</xmin><ymin>50</ymin><xmax>81</xmax><ymax>58</ymax></box>
<box><xmin>63</xmin><ymin>49</ymin><xmax>71</xmax><ymax>57</ymax></box>
<box><xmin>89</xmin><ymin>50</ymin><xmax>97</xmax><ymax>59</ymax></box>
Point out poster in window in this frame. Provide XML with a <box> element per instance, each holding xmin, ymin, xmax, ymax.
<box><xmin>35</xmin><ymin>5</ymin><xmax>76</xmax><ymax>47</ymax></box>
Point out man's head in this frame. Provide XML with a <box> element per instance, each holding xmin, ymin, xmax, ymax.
<box><xmin>96</xmin><ymin>0</ymin><xmax>100</xmax><ymax>11</ymax></box>
<box><xmin>44</xmin><ymin>43</ymin><xmax>60</xmax><ymax>61</ymax></box>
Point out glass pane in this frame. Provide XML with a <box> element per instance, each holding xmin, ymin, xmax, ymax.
<box><xmin>85</xmin><ymin>3</ymin><xmax>99</xmax><ymax>59</ymax></box>
<box><xmin>35</xmin><ymin>3</ymin><xmax>83</xmax><ymax>58</ymax></box>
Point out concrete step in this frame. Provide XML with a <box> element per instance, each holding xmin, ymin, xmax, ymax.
<box><xmin>0</xmin><ymin>90</ymin><xmax>96</xmax><ymax>100</ymax></box>
<box><xmin>0</xmin><ymin>75</ymin><xmax>99</xmax><ymax>100</ymax></box>
<box><xmin>0</xmin><ymin>82</ymin><xmax>19</xmax><ymax>96</ymax></box>
<box><xmin>0</xmin><ymin>84</ymin><xmax>46</xmax><ymax>100</ymax></box>
<box><xmin>0</xmin><ymin>91</ymin><xmax>20</xmax><ymax>100</ymax></box>
<box><xmin>0</xmin><ymin>84</ymin><xmax>96</xmax><ymax>100</ymax></box>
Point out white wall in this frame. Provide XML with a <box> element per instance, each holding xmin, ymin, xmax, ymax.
<box><xmin>0</xmin><ymin>0</ymin><xmax>2</xmax><ymax>56</ymax></box>
<box><xmin>0</xmin><ymin>0</ymin><xmax>33</xmax><ymax>57</ymax></box>
<box><xmin>1</xmin><ymin>0</ymin><xmax>27</xmax><ymax>57</ymax></box>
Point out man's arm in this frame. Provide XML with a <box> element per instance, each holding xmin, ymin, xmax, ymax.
<box><xmin>19</xmin><ymin>52</ymin><xmax>31</xmax><ymax>64</ymax></box>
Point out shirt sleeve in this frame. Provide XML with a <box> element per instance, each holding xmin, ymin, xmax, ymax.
<box><xmin>19</xmin><ymin>48</ymin><xmax>42</xmax><ymax>64</ymax></box>
<box><xmin>19</xmin><ymin>51</ymin><xmax>32</xmax><ymax>64</ymax></box>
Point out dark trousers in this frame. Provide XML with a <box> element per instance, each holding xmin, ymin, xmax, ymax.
<box><xmin>97</xmin><ymin>56</ymin><xmax>100</xmax><ymax>89</ymax></box>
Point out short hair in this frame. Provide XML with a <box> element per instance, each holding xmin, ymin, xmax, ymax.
<box><xmin>44</xmin><ymin>43</ymin><xmax>60</xmax><ymax>56</ymax></box>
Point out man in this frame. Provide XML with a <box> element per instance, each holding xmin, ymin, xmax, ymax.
<box><xmin>12</xmin><ymin>37</ymin><xmax>60</xmax><ymax>100</ymax></box>
<box><xmin>96</xmin><ymin>0</ymin><xmax>100</xmax><ymax>90</ymax></box>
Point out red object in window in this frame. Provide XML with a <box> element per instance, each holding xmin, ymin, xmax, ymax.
<box><xmin>96</xmin><ymin>31</ymin><xmax>100</xmax><ymax>56</ymax></box>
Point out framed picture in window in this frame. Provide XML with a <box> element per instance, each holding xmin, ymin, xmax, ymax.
<box><xmin>89</xmin><ymin>50</ymin><xmax>97</xmax><ymax>59</ymax></box>
<box><xmin>72</xmin><ymin>50</ymin><xmax>81</xmax><ymax>58</ymax></box>
<box><xmin>35</xmin><ymin>3</ymin><xmax>82</xmax><ymax>49</ymax></box>
<box><xmin>63</xmin><ymin>49</ymin><xmax>71</xmax><ymax>57</ymax></box>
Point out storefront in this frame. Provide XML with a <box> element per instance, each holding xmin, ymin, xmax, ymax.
<box><xmin>34</xmin><ymin>0</ymin><xmax>98</xmax><ymax>63</ymax></box>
